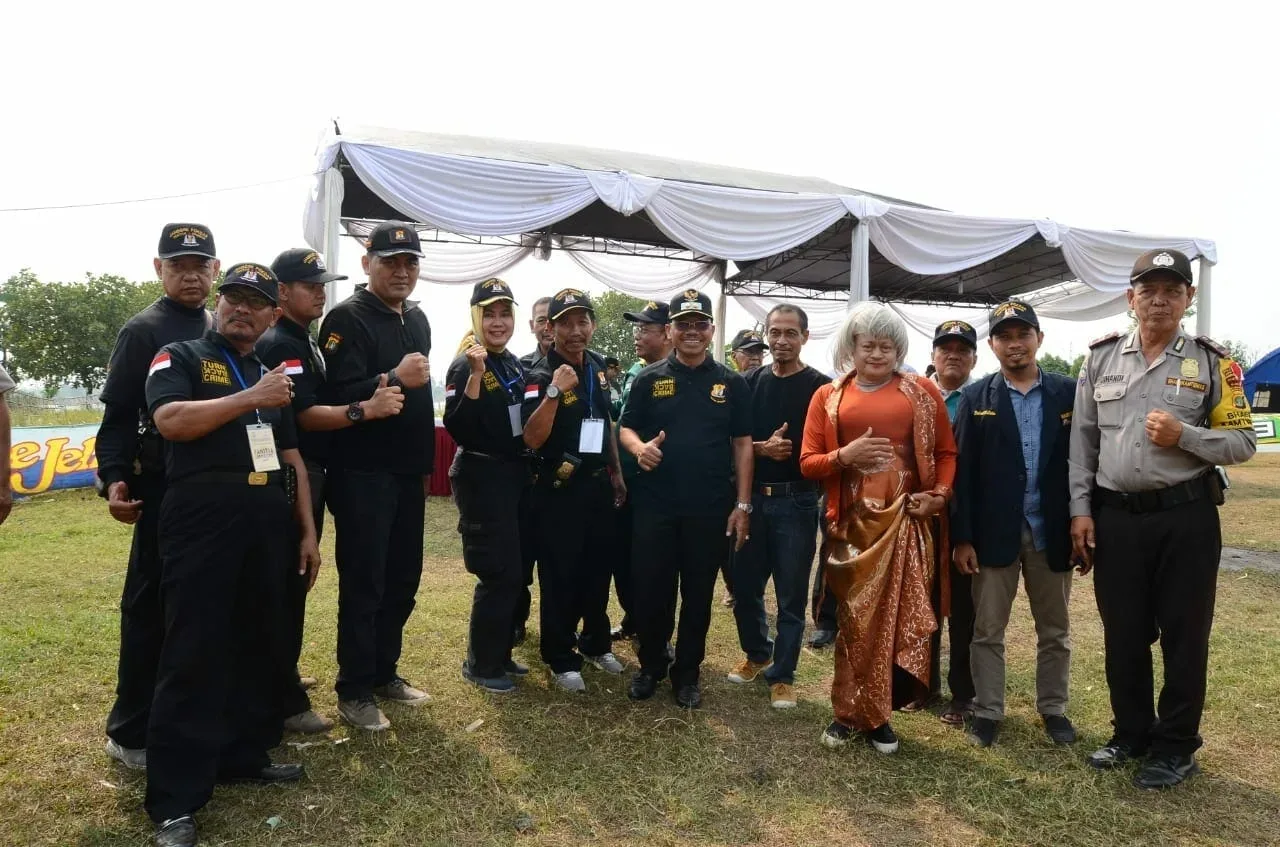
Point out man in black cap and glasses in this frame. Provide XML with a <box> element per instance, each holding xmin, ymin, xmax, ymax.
<box><xmin>319</xmin><ymin>221</ymin><xmax>436</xmax><ymax>732</ymax></box>
<box><xmin>144</xmin><ymin>263</ymin><xmax>317</xmax><ymax>847</ymax></box>
<box><xmin>257</xmin><ymin>248</ymin><xmax>406</xmax><ymax>735</ymax></box>
<box><xmin>97</xmin><ymin>223</ymin><xmax>218</xmax><ymax>772</ymax></box>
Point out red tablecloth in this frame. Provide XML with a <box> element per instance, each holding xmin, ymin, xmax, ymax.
<box><xmin>431</xmin><ymin>424</ymin><xmax>456</xmax><ymax>496</ymax></box>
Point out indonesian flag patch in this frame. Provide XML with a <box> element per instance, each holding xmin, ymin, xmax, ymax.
<box><xmin>283</xmin><ymin>359</ymin><xmax>304</xmax><ymax>376</ymax></box>
<box><xmin>445</xmin><ymin>386</ymin><xmax>456</xmax><ymax>399</ymax></box>
<box><xmin>524</xmin><ymin>385</ymin><xmax>540</xmax><ymax>401</ymax></box>
<box><xmin>148</xmin><ymin>352</ymin><xmax>171</xmax><ymax>376</ymax></box>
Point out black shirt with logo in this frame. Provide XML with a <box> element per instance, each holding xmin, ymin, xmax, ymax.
<box><xmin>257</xmin><ymin>316</ymin><xmax>329</xmax><ymax>465</ymax></box>
<box><xmin>619</xmin><ymin>352</ymin><xmax>752</xmax><ymax>516</ymax></box>
<box><xmin>443</xmin><ymin>349</ymin><xmax>528</xmax><ymax>458</ymax></box>
<box><xmin>316</xmin><ymin>287</ymin><xmax>435</xmax><ymax>476</ymax></box>
<box><xmin>745</xmin><ymin>365</ymin><xmax>832</xmax><ymax>484</ymax></box>
<box><xmin>97</xmin><ymin>297</ymin><xmax>211</xmax><ymax>486</ymax></box>
<box><xmin>145</xmin><ymin>330</ymin><xmax>297</xmax><ymax>483</ymax></box>
<box><xmin>521</xmin><ymin>347</ymin><xmax>613</xmax><ymax>485</ymax></box>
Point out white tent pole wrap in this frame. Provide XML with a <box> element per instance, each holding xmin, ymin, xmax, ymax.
<box><xmin>1196</xmin><ymin>256</ymin><xmax>1213</xmax><ymax>338</ymax></box>
<box><xmin>713</xmin><ymin>261</ymin><xmax>728</xmax><ymax>363</ymax></box>
<box><xmin>321</xmin><ymin>167</ymin><xmax>344</xmax><ymax>311</ymax></box>
<box><xmin>849</xmin><ymin>221</ymin><xmax>871</xmax><ymax>305</ymax></box>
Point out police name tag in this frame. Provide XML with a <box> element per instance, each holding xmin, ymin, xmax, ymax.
<box><xmin>508</xmin><ymin>404</ymin><xmax>523</xmax><ymax>437</ymax></box>
<box><xmin>579</xmin><ymin>418</ymin><xmax>605</xmax><ymax>454</ymax></box>
<box><xmin>246</xmin><ymin>424</ymin><xmax>281</xmax><ymax>472</ymax></box>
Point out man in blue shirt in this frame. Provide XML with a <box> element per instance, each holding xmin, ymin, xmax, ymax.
<box><xmin>952</xmin><ymin>301</ymin><xmax>1079</xmax><ymax>748</ymax></box>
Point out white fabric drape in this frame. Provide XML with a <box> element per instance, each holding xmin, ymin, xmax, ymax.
<box><xmin>341</xmin><ymin>220</ymin><xmax>534</xmax><ymax>285</ymax></box>
<box><xmin>737</xmin><ymin>296</ymin><xmax>852</xmax><ymax>341</ymax></box>
<box><xmin>563</xmin><ymin>245</ymin><xmax>719</xmax><ymax>298</ymax></box>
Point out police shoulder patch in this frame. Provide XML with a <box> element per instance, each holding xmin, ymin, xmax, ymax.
<box><xmin>324</xmin><ymin>332</ymin><xmax>342</xmax><ymax>352</ymax></box>
<box><xmin>1194</xmin><ymin>335</ymin><xmax>1231</xmax><ymax>358</ymax></box>
<box><xmin>1088</xmin><ymin>331</ymin><xmax>1123</xmax><ymax>349</ymax></box>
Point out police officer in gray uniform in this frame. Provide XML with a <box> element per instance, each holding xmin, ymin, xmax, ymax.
<box><xmin>1069</xmin><ymin>248</ymin><xmax>1256</xmax><ymax>789</ymax></box>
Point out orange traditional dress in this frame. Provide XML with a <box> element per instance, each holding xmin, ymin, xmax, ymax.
<box><xmin>800</xmin><ymin>371</ymin><xmax>957</xmax><ymax>731</ymax></box>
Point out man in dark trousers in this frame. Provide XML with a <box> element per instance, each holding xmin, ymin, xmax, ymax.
<box><xmin>620</xmin><ymin>288</ymin><xmax>753</xmax><ymax>709</ymax></box>
<box><xmin>96</xmin><ymin>223</ymin><xmax>217</xmax><ymax>771</ymax></box>
<box><xmin>727</xmin><ymin>304</ymin><xmax>830</xmax><ymax>710</ymax></box>
<box><xmin>144</xmin><ymin>263</ymin><xmax>317</xmax><ymax>847</ymax></box>
<box><xmin>1070</xmin><ymin>249</ymin><xmax>1256</xmax><ymax>788</ymax></box>
<box><xmin>256</xmin><ymin>248</ymin><xmax>405</xmax><ymax>734</ymax></box>
<box><xmin>521</xmin><ymin>288</ymin><xmax>627</xmax><ymax>692</ymax></box>
<box><xmin>319</xmin><ymin>221</ymin><xmax>435</xmax><ymax>732</ymax></box>
<box><xmin>953</xmin><ymin>301</ymin><xmax>1079</xmax><ymax>749</ymax></box>
<box><xmin>515</xmin><ymin>294</ymin><xmax>554</xmax><ymax>645</ymax></box>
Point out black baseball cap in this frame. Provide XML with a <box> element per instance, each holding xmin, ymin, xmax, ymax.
<box><xmin>623</xmin><ymin>300</ymin><xmax>670</xmax><ymax>325</ymax></box>
<box><xmin>270</xmin><ymin>248</ymin><xmax>348</xmax><ymax>284</ymax></box>
<box><xmin>730</xmin><ymin>329</ymin><xmax>768</xmax><ymax>351</ymax></box>
<box><xmin>669</xmin><ymin>288</ymin><xmax>714</xmax><ymax>321</ymax></box>
<box><xmin>472</xmin><ymin>277</ymin><xmax>517</xmax><ymax>307</ymax></box>
<box><xmin>218</xmin><ymin>262</ymin><xmax>278</xmax><ymax>304</ymax></box>
<box><xmin>933</xmin><ymin>319</ymin><xmax>978</xmax><ymax>349</ymax></box>
<box><xmin>548</xmin><ymin>287</ymin><xmax>594</xmax><ymax>321</ymax></box>
<box><xmin>157</xmin><ymin>223</ymin><xmax>216</xmax><ymax>260</ymax></box>
<box><xmin>365</xmin><ymin>221</ymin><xmax>424</xmax><ymax>257</ymax></box>
<box><xmin>988</xmin><ymin>300</ymin><xmax>1039</xmax><ymax>333</ymax></box>
<box><xmin>1130</xmin><ymin>248</ymin><xmax>1194</xmax><ymax>286</ymax></box>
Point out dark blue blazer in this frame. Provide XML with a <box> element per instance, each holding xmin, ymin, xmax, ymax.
<box><xmin>951</xmin><ymin>369</ymin><xmax>1076</xmax><ymax>572</ymax></box>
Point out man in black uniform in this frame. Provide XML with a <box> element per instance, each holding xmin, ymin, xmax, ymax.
<box><xmin>144</xmin><ymin>263</ymin><xmax>317</xmax><ymax>847</ymax></box>
<box><xmin>521</xmin><ymin>288</ymin><xmax>627</xmax><ymax>692</ymax></box>
<box><xmin>515</xmin><ymin>294</ymin><xmax>554</xmax><ymax>645</ymax></box>
<box><xmin>97</xmin><ymin>223</ymin><xmax>218</xmax><ymax>771</ymax></box>
<box><xmin>319</xmin><ymin>221</ymin><xmax>435</xmax><ymax>731</ymax></box>
<box><xmin>520</xmin><ymin>295</ymin><xmax>554</xmax><ymax>370</ymax></box>
<box><xmin>620</xmin><ymin>289</ymin><xmax>753</xmax><ymax>709</ymax></box>
<box><xmin>257</xmin><ymin>248</ymin><xmax>405</xmax><ymax>734</ymax></box>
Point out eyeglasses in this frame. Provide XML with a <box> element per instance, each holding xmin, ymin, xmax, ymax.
<box><xmin>674</xmin><ymin>320</ymin><xmax>712</xmax><ymax>332</ymax></box>
<box><xmin>632</xmin><ymin>324</ymin><xmax>666</xmax><ymax>337</ymax></box>
<box><xmin>221</xmin><ymin>288</ymin><xmax>273</xmax><ymax>311</ymax></box>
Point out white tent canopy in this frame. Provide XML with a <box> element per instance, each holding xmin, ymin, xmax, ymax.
<box><xmin>302</xmin><ymin>125</ymin><xmax>1219</xmax><ymax>343</ymax></box>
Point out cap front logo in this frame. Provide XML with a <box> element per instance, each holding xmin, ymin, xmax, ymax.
<box><xmin>393</xmin><ymin>229</ymin><xmax>408</xmax><ymax>242</ymax></box>
<box><xmin>1152</xmin><ymin>252</ymin><xmax>1175</xmax><ymax>267</ymax></box>
<box><xmin>994</xmin><ymin>302</ymin><xmax>1027</xmax><ymax>319</ymax></box>
<box><xmin>242</xmin><ymin>268</ymin><xmax>259</xmax><ymax>282</ymax></box>
<box><xmin>182</xmin><ymin>233</ymin><xmax>198</xmax><ymax>246</ymax></box>
<box><xmin>684</xmin><ymin>289</ymin><xmax>699</xmax><ymax>301</ymax></box>
<box><xmin>944</xmin><ymin>321</ymin><xmax>972</xmax><ymax>334</ymax></box>
<box><xmin>645</xmin><ymin>301</ymin><xmax>658</xmax><ymax>311</ymax></box>
<box><xmin>304</xmin><ymin>252</ymin><xmax>326</xmax><ymax>270</ymax></box>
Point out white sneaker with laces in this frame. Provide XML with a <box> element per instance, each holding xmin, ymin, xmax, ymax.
<box><xmin>553</xmin><ymin>670</ymin><xmax>587</xmax><ymax>692</ymax></box>
<box><xmin>585</xmin><ymin>652</ymin><xmax>624</xmax><ymax>674</ymax></box>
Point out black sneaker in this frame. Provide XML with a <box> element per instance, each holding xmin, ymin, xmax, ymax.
<box><xmin>808</xmin><ymin>629</ymin><xmax>837</xmax><ymax>649</ymax></box>
<box><xmin>1087</xmin><ymin>740</ymin><xmax>1145</xmax><ymax>770</ymax></box>
<box><xmin>674</xmin><ymin>683</ymin><xmax>702</xmax><ymax>709</ymax></box>
<box><xmin>1042</xmin><ymin>714</ymin><xmax>1077</xmax><ymax>744</ymax></box>
<box><xmin>154</xmin><ymin>815</ymin><xmax>197</xmax><ymax>847</ymax></box>
<box><xmin>867</xmin><ymin>723</ymin><xmax>899</xmax><ymax>754</ymax></box>
<box><xmin>628</xmin><ymin>672</ymin><xmax>658</xmax><ymax>701</ymax></box>
<box><xmin>821</xmin><ymin>721</ymin><xmax>853</xmax><ymax>749</ymax></box>
<box><xmin>461</xmin><ymin>662</ymin><xmax>516</xmax><ymax>693</ymax></box>
<box><xmin>1133</xmin><ymin>754</ymin><xmax>1199</xmax><ymax>790</ymax></box>
<box><xmin>967</xmin><ymin>716</ymin><xmax>999</xmax><ymax>748</ymax></box>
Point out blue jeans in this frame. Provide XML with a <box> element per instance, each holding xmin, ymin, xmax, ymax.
<box><xmin>731</xmin><ymin>489</ymin><xmax>820</xmax><ymax>685</ymax></box>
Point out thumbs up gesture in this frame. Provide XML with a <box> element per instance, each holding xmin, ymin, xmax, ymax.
<box><xmin>638</xmin><ymin>429</ymin><xmax>666</xmax><ymax>471</ymax></box>
<box><xmin>759</xmin><ymin>421</ymin><xmax>793</xmax><ymax>461</ymax></box>
<box><xmin>249</xmin><ymin>362</ymin><xmax>293</xmax><ymax>408</ymax></box>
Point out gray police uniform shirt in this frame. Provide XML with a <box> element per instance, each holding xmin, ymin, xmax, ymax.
<box><xmin>1068</xmin><ymin>328</ymin><xmax>1256</xmax><ymax>515</ymax></box>
<box><xmin>0</xmin><ymin>365</ymin><xmax>14</xmax><ymax>394</ymax></box>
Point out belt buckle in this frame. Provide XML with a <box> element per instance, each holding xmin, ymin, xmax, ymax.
<box><xmin>247</xmin><ymin>472</ymin><xmax>268</xmax><ymax>486</ymax></box>
<box><xmin>762</xmin><ymin>485</ymin><xmax>773</xmax><ymax>497</ymax></box>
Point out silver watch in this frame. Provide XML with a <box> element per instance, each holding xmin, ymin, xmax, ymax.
<box><xmin>546</xmin><ymin>384</ymin><xmax>562</xmax><ymax>400</ymax></box>
<box><xmin>735</xmin><ymin>501</ymin><xmax>753</xmax><ymax>514</ymax></box>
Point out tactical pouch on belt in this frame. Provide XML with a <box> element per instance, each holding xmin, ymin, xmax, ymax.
<box><xmin>552</xmin><ymin>453</ymin><xmax>581</xmax><ymax>489</ymax></box>
<box><xmin>136</xmin><ymin>430</ymin><xmax>166</xmax><ymax>476</ymax></box>
<box><xmin>1207</xmin><ymin>468</ymin><xmax>1227</xmax><ymax>506</ymax></box>
<box><xmin>282</xmin><ymin>464</ymin><xmax>298</xmax><ymax>506</ymax></box>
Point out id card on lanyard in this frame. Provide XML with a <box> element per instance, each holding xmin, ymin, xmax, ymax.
<box><xmin>222</xmin><ymin>349</ymin><xmax>281</xmax><ymax>473</ymax></box>
<box><xmin>579</xmin><ymin>363</ymin><xmax>604</xmax><ymax>454</ymax></box>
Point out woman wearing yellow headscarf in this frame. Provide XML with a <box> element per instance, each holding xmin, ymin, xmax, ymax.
<box><xmin>443</xmin><ymin>278</ymin><xmax>531</xmax><ymax>693</ymax></box>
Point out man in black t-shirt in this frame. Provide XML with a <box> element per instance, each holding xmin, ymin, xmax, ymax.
<box><xmin>620</xmin><ymin>289</ymin><xmax>753</xmax><ymax>709</ymax></box>
<box><xmin>726</xmin><ymin>305</ymin><xmax>831</xmax><ymax>710</ymax></box>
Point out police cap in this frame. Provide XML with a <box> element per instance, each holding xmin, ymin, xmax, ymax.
<box><xmin>219</xmin><ymin>262</ymin><xmax>279</xmax><ymax>305</ymax></box>
<box><xmin>730</xmin><ymin>329</ymin><xmax>768</xmax><ymax>351</ymax></box>
<box><xmin>669</xmin><ymin>288</ymin><xmax>714</xmax><ymax>321</ymax></box>
<box><xmin>988</xmin><ymin>300</ymin><xmax>1039</xmax><ymax>334</ymax></box>
<box><xmin>158</xmin><ymin>223</ymin><xmax>216</xmax><ymax>260</ymax></box>
<box><xmin>932</xmin><ymin>319</ymin><xmax>978</xmax><ymax>349</ymax></box>
<box><xmin>472</xmin><ymin>277</ymin><xmax>517</xmax><ymax>307</ymax></box>
<box><xmin>271</xmin><ymin>248</ymin><xmax>348</xmax><ymax>284</ymax></box>
<box><xmin>365</xmin><ymin>221</ymin><xmax>424</xmax><ymax>258</ymax></box>
<box><xmin>548</xmin><ymin>288</ymin><xmax>594</xmax><ymax>321</ymax></box>
<box><xmin>1130</xmin><ymin>249</ymin><xmax>1194</xmax><ymax>286</ymax></box>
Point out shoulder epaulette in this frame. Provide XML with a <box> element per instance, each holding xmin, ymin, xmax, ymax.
<box><xmin>1194</xmin><ymin>335</ymin><xmax>1231</xmax><ymax>358</ymax></box>
<box><xmin>1088</xmin><ymin>331</ymin><xmax>1123</xmax><ymax>349</ymax></box>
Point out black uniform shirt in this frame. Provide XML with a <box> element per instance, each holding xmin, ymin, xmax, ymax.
<box><xmin>145</xmin><ymin>330</ymin><xmax>297</xmax><ymax>483</ymax></box>
<box><xmin>521</xmin><ymin>347</ymin><xmax>613</xmax><ymax>481</ymax></box>
<box><xmin>520</xmin><ymin>348</ymin><xmax>547</xmax><ymax>371</ymax></box>
<box><xmin>443</xmin><ymin>349</ymin><xmax>528</xmax><ymax>458</ymax></box>
<box><xmin>620</xmin><ymin>353</ymin><xmax>752</xmax><ymax>516</ymax></box>
<box><xmin>745</xmin><ymin>365</ymin><xmax>832</xmax><ymax>484</ymax></box>
<box><xmin>257</xmin><ymin>316</ymin><xmax>329</xmax><ymax>464</ymax></box>
<box><xmin>317</xmin><ymin>287</ymin><xmax>435</xmax><ymax>475</ymax></box>
<box><xmin>97</xmin><ymin>297</ymin><xmax>211</xmax><ymax>486</ymax></box>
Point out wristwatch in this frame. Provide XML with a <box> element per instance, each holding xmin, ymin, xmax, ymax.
<box><xmin>346</xmin><ymin>402</ymin><xmax>365</xmax><ymax>422</ymax></box>
<box><xmin>546</xmin><ymin>384</ymin><xmax>562</xmax><ymax>401</ymax></box>
<box><xmin>735</xmin><ymin>501</ymin><xmax>753</xmax><ymax>514</ymax></box>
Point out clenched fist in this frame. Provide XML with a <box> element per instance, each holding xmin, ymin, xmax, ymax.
<box><xmin>394</xmin><ymin>352</ymin><xmax>430</xmax><ymax>389</ymax></box>
<box><xmin>551</xmin><ymin>364</ymin><xmax>579</xmax><ymax>393</ymax></box>
<box><xmin>248</xmin><ymin>362</ymin><xmax>293</xmax><ymax>408</ymax></box>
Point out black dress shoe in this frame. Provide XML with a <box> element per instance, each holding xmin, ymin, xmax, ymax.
<box><xmin>808</xmin><ymin>629</ymin><xmax>836</xmax><ymax>649</ymax></box>
<box><xmin>1041</xmin><ymin>714</ymin><xmax>1077</xmax><ymax>744</ymax></box>
<box><xmin>220</xmin><ymin>763</ymin><xmax>305</xmax><ymax>784</ymax></box>
<box><xmin>628</xmin><ymin>672</ymin><xmax>658</xmax><ymax>701</ymax></box>
<box><xmin>155</xmin><ymin>815</ymin><xmax>197</xmax><ymax>847</ymax></box>
<box><xmin>1134</xmin><ymin>754</ymin><xmax>1199</xmax><ymax>790</ymax></box>
<box><xmin>966</xmin><ymin>716</ymin><xmax>999</xmax><ymax>748</ymax></box>
<box><xmin>674</xmin><ymin>683</ymin><xmax>702</xmax><ymax>709</ymax></box>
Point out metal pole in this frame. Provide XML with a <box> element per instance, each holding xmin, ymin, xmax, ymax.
<box><xmin>713</xmin><ymin>261</ymin><xmax>728</xmax><ymax>363</ymax></box>
<box><xmin>1195</xmin><ymin>255</ymin><xmax>1213</xmax><ymax>337</ymax></box>
<box><xmin>321</xmin><ymin>167</ymin><xmax>344</xmax><ymax>314</ymax></box>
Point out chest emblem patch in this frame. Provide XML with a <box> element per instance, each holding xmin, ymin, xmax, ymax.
<box><xmin>652</xmin><ymin>377</ymin><xmax>676</xmax><ymax>398</ymax></box>
<box><xmin>1181</xmin><ymin>358</ymin><xmax>1200</xmax><ymax>379</ymax></box>
<box><xmin>561</xmin><ymin>389</ymin><xmax>578</xmax><ymax>406</ymax></box>
<box><xmin>482</xmin><ymin>371</ymin><xmax>500</xmax><ymax>392</ymax></box>
<box><xmin>710</xmin><ymin>383</ymin><xmax>727</xmax><ymax>403</ymax></box>
<box><xmin>200</xmin><ymin>359</ymin><xmax>231</xmax><ymax>386</ymax></box>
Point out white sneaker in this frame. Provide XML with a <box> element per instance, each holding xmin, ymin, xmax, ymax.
<box><xmin>105</xmin><ymin>738</ymin><xmax>146</xmax><ymax>770</ymax></box>
<box><xmin>553</xmin><ymin>670</ymin><xmax>587</xmax><ymax>693</ymax></box>
<box><xmin>585</xmin><ymin>652</ymin><xmax>625</xmax><ymax>674</ymax></box>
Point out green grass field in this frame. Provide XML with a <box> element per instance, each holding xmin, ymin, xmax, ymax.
<box><xmin>1</xmin><ymin>461</ymin><xmax>1278</xmax><ymax>847</ymax></box>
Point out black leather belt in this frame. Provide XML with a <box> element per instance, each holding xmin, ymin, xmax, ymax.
<box><xmin>178</xmin><ymin>470</ymin><xmax>284</xmax><ymax>487</ymax></box>
<box><xmin>1094</xmin><ymin>475</ymin><xmax>1211</xmax><ymax>514</ymax></box>
<box><xmin>756</xmin><ymin>480</ymin><xmax>819</xmax><ymax>497</ymax></box>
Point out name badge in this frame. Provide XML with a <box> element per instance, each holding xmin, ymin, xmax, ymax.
<box><xmin>508</xmin><ymin>404</ymin><xmax>523</xmax><ymax>437</ymax></box>
<box><xmin>579</xmin><ymin>418</ymin><xmax>605</xmax><ymax>454</ymax></box>
<box><xmin>246</xmin><ymin>423</ymin><xmax>281</xmax><ymax>473</ymax></box>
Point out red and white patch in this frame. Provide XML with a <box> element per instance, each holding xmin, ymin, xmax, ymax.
<box><xmin>445</xmin><ymin>386</ymin><xmax>456</xmax><ymax>399</ymax></box>
<box><xmin>148</xmin><ymin>352</ymin><xmax>171</xmax><ymax>376</ymax></box>
<box><xmin>282</xmin><ymin>359</ymin><xmax>304</xmax><ymax>376</ymax></box>
<box><xmin>524</xmin><ymin>385</ymin><xmax>540</xmax><ymax>401</ymax></box>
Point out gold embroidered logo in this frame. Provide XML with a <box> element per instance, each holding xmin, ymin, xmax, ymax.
<box><xmin>992</xmin><ymin>301</ymin><xmax>1028</xmax><ymax>320</ymax></box>
<box><xmin>710</xmin><ymin>383</ymin><xmax>727</xmax><ymax>403</ymax></box>
<box><xmin>482</xmin><ymin>371</ymin><xmax>500</xmax><ymax>392</ymax></box>
<box><xmin>972</xmin><ymin>409</ymin><xmax>996</xmax><ymax>417</ymax></box>
<box><xmin>200</xmin><ymin>359</ymin><xmax>231</xmax><ymax>386</ymax></box>
<box><xmin>652</xmin><ymin>377</ymin><xmax>676</xmax><ymax>398</ymax></box>
<box><xmin>324</xmin><ymin>332</ymin><xmax>342</xmax><ymax>352</ymax></box>
<box><xmin>561</xmin><ymin>389</ymin><xmax>578</xmax><ymax>406</ymax></box>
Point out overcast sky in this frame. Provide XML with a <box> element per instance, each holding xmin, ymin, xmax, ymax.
<box><xmin>1</xmin><ymin>1</ymin><xmax>1274</xmax><ymax>378</ymax></box>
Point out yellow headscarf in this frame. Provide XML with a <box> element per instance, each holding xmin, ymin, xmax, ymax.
<box><xmin>456</xmin><ymin>291</ymin><xmax>517</xmax><ymax>356</ymax></box>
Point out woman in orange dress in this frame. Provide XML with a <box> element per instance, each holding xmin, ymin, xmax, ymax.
<box><xmin>800</xmin><ymin>302</ymin><xmax>957</xmax><ymax>753</ymax></box>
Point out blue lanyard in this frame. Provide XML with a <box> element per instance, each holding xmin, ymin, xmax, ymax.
<box><xmin>584</xmin><ymin>364</ymin><xmax>597</xmax><ymax>417</ymax></box>
<box><xmin>221</xmin><ymin>348</ymin><xmax>265</xmax><ymax>424</ymax></box>
<box><xmin>490</xmin><ymin>354</ymin><xmax>523</xmax><ymax>401</ymax></box>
